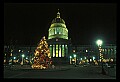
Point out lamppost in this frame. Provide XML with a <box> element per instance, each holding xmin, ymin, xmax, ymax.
<box><xmin>13</xmin><ymin>56</ymin><xmax>16</xmax><ymax>64</ymax></box>
<box><xmin>70</xmin><ymin>56</ymin><xmax>72</xmax><ymax>64</ymax></box>
<box><xmin>21</xmin><ymin>54</ymin><xmax>25</xmax><ymax>66</ymax></box>
<box><xmin>74</xmin><ymin>54</ymin><xmax>76</xmax><ymax>65</ymax></box>
<box><xmin>96</xmin><ymin>39</ymin><xmax>106</xmax><ymax>75</ymax></box>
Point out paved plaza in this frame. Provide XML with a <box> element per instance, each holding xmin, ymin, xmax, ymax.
<box><xmin>4</xmin><ymin>65</ymin><xmax>116</xmax><ymax>79</ymax></box>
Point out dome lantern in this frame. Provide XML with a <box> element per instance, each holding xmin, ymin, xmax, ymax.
<box><xmin>57</xmin><ymin>9</ymin><xmax>60</xmax><ymax>18</ymax></box>
<box><xmin>51</xmin><ymin>9</ymin><xmax>65</xmax><ymax>24</ymax></box>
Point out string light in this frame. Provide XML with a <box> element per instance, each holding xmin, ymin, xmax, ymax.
<box><xmin>32</xmin><ymin>36</ymin><xmax>52</xmax><ymax>69</ymax></box>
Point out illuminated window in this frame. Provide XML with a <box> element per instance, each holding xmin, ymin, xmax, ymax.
<box><xmin>80</xmin><ymin>58</ymin><xmax>82</xmax><ymax>60</ymax></box>
<box><xmin>59</xmin><ymin>28</ymin><xmax>62</xmax><ymax>34</ymax></box>
<box><xmin>65</xmin><ymin>45</ymin><xmax>68</xmax><ymax>56</ymax></box>
<box><xmin>93</xmin><ymin>56</ymin><xmax>95</xmax><ymax>60</ymax></box>
<box><xmin>73</xmin><ymin>50</ymin><xmax>75</xmax><ymax>52</ymax></box>
<box><xmin>90</xmin><ymin>59</ymin><xmax>92</xmax><ymax>62</ymax></box>
<box><xmin>53</xmin><ymin>29</ymin><xmax>55</xmax><ymax>35</ymax></box>
<box><xmin>19</xmin><ymin>50</ymin><xmax>21</xmax><ymax>52</ymax></box>
<box><xmin>59</xmin><ymin>45</ymin><xmax>61</xmax><ymax>57</ymax></box>
<box><xmin>56</xmin><ymin>28</ymin><xmax>59</xmax><ymax>34</ymax></box>
<box><xmin>102</xmin><ymin>49</ymin><xmax>104</xmax><ymax>52</ymax></box>
<box><xmin>10</xmin><ymin>53</ymin><xmax>12</xmax><ymax>56</ymax></box>
<box><xmin>49</xmin><ymin>45</ymin><xmax>52</xmax><ymax>57</ymax></box>
<box><xmin>53</xmin><ymin>45</ymin><xmax>55</xmax><ymax>57</ymax></box>
<box><xmin>4</xmin><ymin>59</ymin><xmax>6</xmax><ymax>63</ymax></box>
<box><xmin>56</xmin><ymin>39</ymin><xmax>58</xmax><ymax>41</ymax></box>
<box><xmin>11</xmin><ymin>49</ymin><xmax>13</xmax><ymax>52</ymax></box>
<box><xmin>56</xmin><ymin>45</ymin><xmax>58</xmax><ymax>57</ymax></box>
<box><xmin>55</xmin><ymin>28</ymin><xmax>57</xmax><ymax>34</ymax></box>
<box><xmin>62</xmin><ymin>45</ymin><xmax>64</xmax><ymax>57</ymax></box>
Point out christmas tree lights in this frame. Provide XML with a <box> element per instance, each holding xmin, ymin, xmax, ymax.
<box><xmin>31</xmin><ymin>36</ymin><xmax>52</xmax><ymax>69</ymax></box>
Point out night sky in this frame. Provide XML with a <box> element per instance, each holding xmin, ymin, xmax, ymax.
<box><xmin>4</xmin><ymin>3</ymin><xmax>117</xmax><ymax>45</ymax></box>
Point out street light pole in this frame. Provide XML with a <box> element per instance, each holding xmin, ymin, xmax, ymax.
<box><xmin>21</xmin><ymin>54</ymin><xmax>25</xmax><ymax>66</ymax></box>
<box><xmin>70</xmin><ymin>56</ymin><xmax>72</xmax><ymax>64</ymax></box>
<box><xmin>74</xmin><ymin>54</ymin><xmax>76</xmax><ymax>65</ymax></box>
<box><xmin>96</xmin><ymin>39</ymin><xmax>106</xmax><ymax>75</ymax></box>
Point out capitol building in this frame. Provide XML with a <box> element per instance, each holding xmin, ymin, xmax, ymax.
<box><xmin>4</xmin><ymin>10</ymin><xmax>116</xmax><ymax>65</ymax></box>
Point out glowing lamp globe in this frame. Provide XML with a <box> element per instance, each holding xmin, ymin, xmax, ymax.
<box><xmin>96</xmin><ymin>40</ymin><xmax>103</xmax><ymax>46</ymax></box>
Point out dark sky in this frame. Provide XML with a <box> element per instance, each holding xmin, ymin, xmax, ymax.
<box><xmin>4</xmin><ymin>3</ymin><xmax>117</xmax><ymax>45</ymax></box>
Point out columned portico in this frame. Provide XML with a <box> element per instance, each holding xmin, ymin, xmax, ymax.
<box><xmin>49</xmin><ymin>44</ymin><xmax>68</xmax><ymax>57</ymax></box>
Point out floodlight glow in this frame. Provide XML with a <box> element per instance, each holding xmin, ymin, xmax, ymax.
<box><xmin>80</xmin><ymin>58</ymin><xmax>82</xmax><ymax>60</ymax></box>
<box><xmin>74</xmin><ymin>54</ymin><xmax>76</xmax><ymax>58</ymax></box>
<box><xmin>96</xmin><ymin>39</ymin><xmax>103</xmax><ymax>46</ymax></box>
<box><xmin>22</xmin><ymin>54</ymin><xmax>25</xmax><ymax>57</ymax></box>
<box><xmin>93</xmin><ymin>56</ymin><xmax>95</xmax><ymax>60</ymax></box>
<box><xmin>13</xmin><ymin>57</ymin><xmax>16</xmax><ymax>59</ymax></box>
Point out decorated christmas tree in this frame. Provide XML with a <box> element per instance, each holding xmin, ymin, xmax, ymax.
<box><xmin>31</xmin><ymin>36</ymin><xmax>52</xmax><ymax>69</ymax></box>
